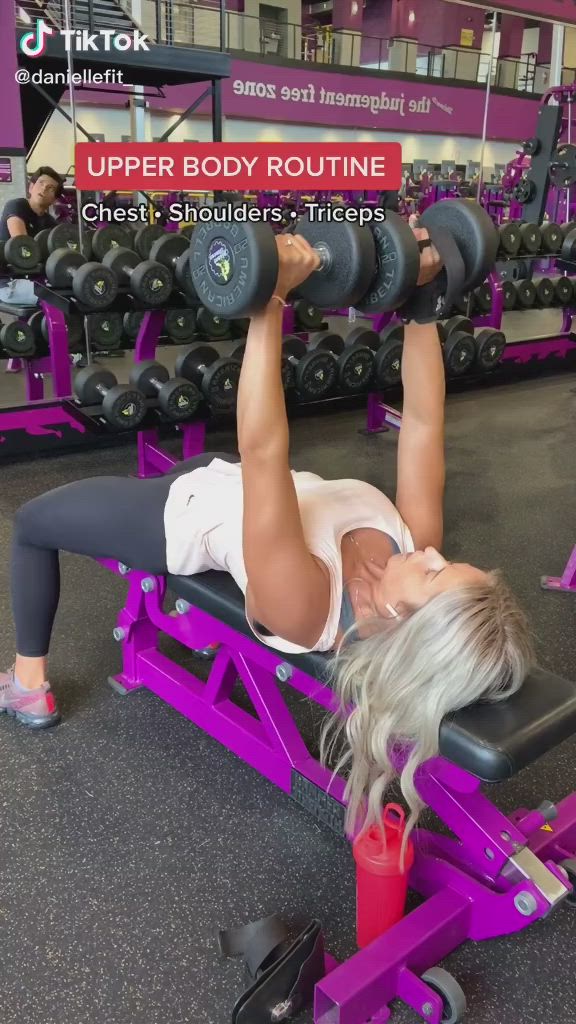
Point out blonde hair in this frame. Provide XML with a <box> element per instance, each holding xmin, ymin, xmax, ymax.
<box><xmin>320</xmin><ymin>571</ymin><xmax>535</xmax><ymax>852</ymax></box>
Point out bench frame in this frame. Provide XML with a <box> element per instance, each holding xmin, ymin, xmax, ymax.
<box><xmin>103</xmin><ymin>559</ymin><xmax>576</xmax><ymax>1024</ymax></box>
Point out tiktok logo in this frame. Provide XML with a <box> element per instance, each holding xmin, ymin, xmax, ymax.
<box><xmin>20</xmin><ymin>20</ymin><xmax>55</xmax><ymax>58</ymax></box>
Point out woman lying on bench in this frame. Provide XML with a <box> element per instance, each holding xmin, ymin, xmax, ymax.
<box><xmin>1</xmin><ymin>228</ymin><xmax>534</xmax><ymax>836</ymax></box>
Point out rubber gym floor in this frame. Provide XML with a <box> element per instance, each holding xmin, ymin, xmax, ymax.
<box><xmin>0</xmin><ymin>309</ymin><xmax>575</xmax><ymax>1024</ymax></box>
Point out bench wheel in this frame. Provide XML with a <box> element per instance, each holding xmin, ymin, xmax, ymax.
<box><xmin>559</xmin><ymin>858</ymin><xmax>576</xmax><ymax>907</ymax></box>
<box><xmin>421</xmin><ymin>968</ymin><xmax>467</xmax><ymax>1024</ymax></box>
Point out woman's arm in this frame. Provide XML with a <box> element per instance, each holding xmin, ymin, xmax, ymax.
<box><xmin>395</xmin><ymin>320</ymin><xmax>446</xmax><ymax>551</ymax></box>
<box><xmin>238</xmin><ymin>235</ymin><xmax>331</xmax><ymax>647</ymax></box>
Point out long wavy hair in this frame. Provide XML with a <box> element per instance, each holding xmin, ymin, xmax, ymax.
<box><xmin>319</xmin><ymin>570</ymin><xmax>536</xmax><ymax>855</ymax></box>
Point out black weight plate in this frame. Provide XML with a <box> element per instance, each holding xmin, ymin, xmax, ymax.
<box><xmin>293</xmin><ymin>299</ymin><xmax>322</xmax><ymax>330</ymax></box>
<box><xmin>420</xmin><ymin>199</ymin><xmax>499</xmax><ymax>293</ymax></box>
<box><xmin>497</xmin><ymin>260</ymin><xmax>521</xmax><ymax>282</ymax></box>
<box><xmin>129</xmin><ymin>360</ymin><xmax>169</xmax><ymax>395</ymax></box>
<box><xmin>550</xmin><ymin>144</ymin><xmax>576</xmax><ymax>188</ymax></box>
<box><xmin>88</xmin><ymin>311</ymin><xmax>123</xmax><ymax>351</ymax></box>
<box><xmin>92</xmin><ymin>225</ymin><xmax>133</xmax><ymax>261</ymax></box>
<box><xmin>515</xmin><ymin>280</ymin><xmax>537</xmax><ymax>308</ymax></box>
<box><xmin>519</xmin><ymin>223</ymin><xmax>542</xmax><ymax>254</ymax></box>
<box><xmin>474</xmin><ymin>283</ymin><xmax>492</xmax><ymax>313</ymax></box>
<box><xmin>149</xmin><ymin>233</ymin><xmax>188</xmax><ymax>269</ymax></box>
<box><xmin>175</xmin><ymin>250</ymin><xmax>199</xmax><ymax>303</ymax></box>
<box><xmin>294</xmin><ymin>350</ymin><xmax>338</xmax><ymax>400</ymax></box>
<box><xmin>541</xmin><ymin>223</ymin><xmax>562</xmax><ymax>254</ymax></box>
<box><xmin>375</xmin><ymin>337</ymin><xmax>403</xmax><ymax>387</ymax></box>
<box><xmin>561</xmin><ymin>221</ymin><xmax>576</xmax><ymax>237</ymax></box>
<box><xmin>523</xmin><ymin>137</ymin><xmax>540</xmax><ymax>157</ymax></box>
<box><xmin>81</xmin><ymin>230</ymin><xmax>94</xmax><ymax>261</ymax></box>
<box><xmin>73</xmin><ymin>262</ymin><xmax>118</xmax><ymax>310</ymax></box>
<box><xmin>4</xmin><ymin>234</ymin><xmax>40</xmax><ymax>270</ymax></box>
<box><xmin>443</xmin><ymin>331</ymin><xmax>476</xmax><ymax>377</ymax></box>
<box><xmin>503</xmin><ymin>281</ymin><xmax>517</xmax><ymax>311</ymax></box>
<box><xmin>202</xmin><ymin>357</ymin><xmax>241</xmax><ymax>412</ymax></box>
<box><xmin>196</xmin><ymin>306</ymin><xmax>230</xmax><ymax>339</ymax></box>
<box><xmin>379</xmin><ymin>322</ymin><xmax>405</xmax><ymax>346</ymax></box>
<box><xmin>102</xmin><ymin>385</ymin><xmax>146</xmax><ymax>430</ymax></box>
<box><xmin>45</xmin><ymin>247</ymin><xmax>85</xmax><ymax>287</ymax></box>
<box><xmin>514</xmin><ymin>180</ymin><xmax>536</xmax><ymax>204</ymax></box>
<box><xmin>498</xmin><ymin>223</ymin><xmax>521</xmax><ymax>256</ymax></box>
<box><xmin>554</xmin><ymin>277</ymin><xmax>574</xmax><ymax>306</ymax></box>
<box><xmin>48</xmin><ymin>223</ymin><xmax>80</xmax><ymax>253</ymax></box>
<box><xmin>0</xmin><ymin>320</ymin><xmax>36</xmax><ymax>358</ymax></box>
<box><xmin>338</xmin><ymin>346</ymin><xmax>374</xmax><ymax>394</ymax></box>
<box><xmin>123</xmin><ymin>311</ymin><xmax>145</xmax><ymax>340</ymax></box>
<box><xmin>355</xmin><ymin>211</ymin><xmax>420</xmax><ymax>314</ymax></box>
<box><xmin>560</xmin><ymin>227</ymin><xmax>576</xmax><ymax>263</ymax></box>
<box><xmin>281</xmin><ymin>355</ymin><xmax>294</xmax><ymax>392</ymax></box>
<box><xmin>102</xmin><ymin>245</ymin><xmax>139</xmax><ymax>279</ymax></box>
<box><xmin>453</xmin><ymin>292</ymin><xmax>477</xmax><ymax>316</ymax></box>
<box><xmin>443</xmin><ymin>316</ymin><xmax>474</xmax><ymax>339</ymax></box>
<box><xmin>190</xmin><ymin>221</ymin><xmax>278</xmax><ymax>318</ymax></box>
<box><xmin>475</xmin><ymin>330</ymin><xmax>506</xmax><ymax>371</ymax></box>
<box><xmin>165</xmin><ymin>308</ymin><xmax>196</xmax><ymax>342</ymax></box>
<box><xmin>536</xmin><ymin>278</ymin><xmax>554</xmax><ymax>307</ymax></box>
<box><xmin>159</xmin><ymin>379</ymin><xmax>201</xmax><ymax>421</ymax></box>
<box><xmin>294</xmin><ymin>217</ymin><xmax>376</xmax><ymax>309</ymax></box>
<box><xmin>34</xmin><ymin>228</ymin><xmax>51</xmax><ymax>261</ymax></box>
<box><xmin>133</xmin><ymin>224</ymin><xmax>166</xmax><ymax>260</ymax></box>
<box><xmin>28</xmin><ymin>310</ymin><xmax>45</xmax><ymax>340</ymax></box>
<box><xmin>345</xmin><ymin>326</ymin><xmax>379</xmax><ymax>350</ymax></box>
<box><xmin>129</xmin><ymin>260</ymin><xmax>173</xmax><ymax>306</ymax></box>
<box><xmin>309</xmin><ymin>331</ymin><xmax>345</xmax><ymax>356</ymax></box>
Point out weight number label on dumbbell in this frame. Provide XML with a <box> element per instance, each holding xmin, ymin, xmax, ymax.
<box><xmin>207</xmin><ymin>238</ymin><xmax>236</xmax><ymax>286</ymax></box>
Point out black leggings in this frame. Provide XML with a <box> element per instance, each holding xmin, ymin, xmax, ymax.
<box><xmin>11</xmin><ymin>453</ymin><xmax>239</xmax><ymax>658</ymax></box>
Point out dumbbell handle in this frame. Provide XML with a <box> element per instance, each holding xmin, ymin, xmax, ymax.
<box><xmin>95</xmin><ymin>382</ymin><xmax>111</xmax><ymax>400</ymax></box>
<box><xmin>149</xmin><ymin>374</ymin><xmax>166</xmax><ymax>392</ymax></box>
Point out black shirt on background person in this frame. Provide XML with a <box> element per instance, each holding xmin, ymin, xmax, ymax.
<box><xmin>0</xmin><ymin>166</ymin><xmax>64</xmax><ymax>242</ymax></box>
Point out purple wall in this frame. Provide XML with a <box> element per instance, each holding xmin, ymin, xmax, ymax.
<box><xmin>499</xmin><ymin>15</ymin><xmax>526</xmax><ymax>59</ymax></box>
<box><xmin>460</xmin><ymin>0</ymin><xmax>576</xmax><ymax>24</ymax></box>
<box><xmin>388</xmin><ymin>1</ymin><xmax>484</xmax><ymax>49</ymax></box>
<box><xmin>333</xmin><ymin>0</ymin><xmax>363</xmax><ymax>33</ymax></box>
<box><xmin>1</xmin><ymin>1</ymin><xmax>25</xmax><ymax>149</ymax></box>
<box><xmin>538</xmin><ymin>23</ymin><xmax>553</xmax><ymax>64</ymax></box>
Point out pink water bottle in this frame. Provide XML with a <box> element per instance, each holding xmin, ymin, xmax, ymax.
<box><xmin>352</xmin><ymin>803</ymin><xmax>414</xmax><ymax>948</ymax></box>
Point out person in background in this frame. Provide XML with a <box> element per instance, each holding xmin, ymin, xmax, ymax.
<box><xmin>0</xmin><ymin>166</ymin><xmax>64</xmax><ymax>242</ymax></box>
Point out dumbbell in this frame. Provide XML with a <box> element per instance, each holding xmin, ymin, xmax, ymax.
<box><xmin>190</xmin><ymin>199</ymin><xmax>498</xmax><ymax>317</ymax></box>
<box><xmin>307</xmin><ymin>331</ymin><xmax>374</xmax><ymax>394</ymax></box>
<box><xmin>282</xmin><ymin>336</ymin><xmax>338</xmax><ymax>401</ymax></box>
<box><xmin>74</xmin><ymin>366</ymin><xmax>147</xmax><ymax>429</ymax></box>
<box><xmin>123</xmin><ymin>310</ymin><xmax>145</xmax><ymax>342</ymax></box>
<box><xmin>39</xmin><ymin>311</ymin><xmax>84</xmax><ymax>350</ymax></box>
<box><xmin>91</xmin><ymin>224</ymin><xmax>134</xmax><ymax>261</ymax></box>
<box><xmin>540</xmin><ymin>222</ymin><xmax>563</xmax><ymax>254</ymax></box>
<box><xmin>45</xmin><ymin>248</ymin><xmax>118</xmax><ymax>309</ymax></box>
<box><xmin>554</xmin><ymin>277</ymin><xmax>574</xmax><ymax>306</ymax></box>
<box><xmin>473</xmin><ymin>282</ymin><xmax>492</xmax><ymax>314</ymax></box>
<box><xmin>453</xmin><ymin>292</ymin><xmax>478</xmax><ymax>316</ymax></box>
<box><xmin>165</xmin><ymin>308</ymin><xmax>197</xmax><ymax>344</ymax></box>
<box><xmin>474</xmin><ymin>329</ymin><xmax>506</xmax><ymax>372</ymax></box>
<box><xmin>196</xmin><ymin>306</ymin><xmax>231</xmax><ymax>340</ymax></box>
<box><xmin>133</xmin><ymin>224</ymin><xmax>167</xmax><ymax>260</ymax></box>
<box><xmin>293</xmin><ymin>299</ymin><xmax>323</xmax><ymax>331</ymax></box>
<box><xmin>175</xmin><ymin>344</ymin><xmax>241</xmax><ymax>414</ymax></box>
<box><xmin>101</xmin><ymin>247</ymin><xmax>173</xmax><ymax>306</ymax></box>
<box><xmin>149</xmin><ymin>234</ymin><xmax>198</xmax><ymax>304</ymax></box>
<box><xmin>439</xmin><ymin>317</ymin><xmax>476</xmax><ymax>378</ymax></box>
<box><xmin>0</xmin><ymin>318</ymin><xmax>37</xmax><ymax>358</ymax></box>
<box><xmin>503</xmin><ymin>280</ymin><xmax>517</xmax><ymax>311</ymax></box>
<box><xmin>498</xmin><ymin>223</ymin><xmax>521</xmax><ymax>257</ymax></box>
<box><xmin>129</xmin><ymin>360</ymin><xmax>201</xmax><ymax>422</ymax></box>
<box><xmin>0</xmin><ymin>234</ymin><xmax>41</xmax><ymax>272</ymax></box>
<box><xmin>87</xmin><ymin>311</ymin><xmax>124</xmax><ymax>351</ymax></box>
<box><xmin>35</xmin><ymin>223</ymin><xmax>83</xmax><ymax>262</ymax></box>
<box><xmin>373</xmin><ymin>322</ymin><xmax>404</xmax><ymax>388</ymax></box>
<box><xmin>535</xmin><ymin>278</ymin><xmax>555</xmax><ymax>308</ymax></box>
<box><xmin>515</xmin><ymin>280</ymin><xmax>537</xmax><ymax>309</ymax></box>
<box><xmin>518</xmin><ymin>223</ymin><xmax>542</xmax><ymax>255</ymax></box>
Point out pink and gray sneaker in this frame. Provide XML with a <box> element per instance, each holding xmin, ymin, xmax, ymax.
<box><xmin>0</xmin><ymin>667</ymin><xmax>61</xmax><ymax>729</ymax></box>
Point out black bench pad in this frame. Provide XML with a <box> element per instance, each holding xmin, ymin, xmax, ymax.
<box><xmin>167</xmin><ymin>572</ymin><xmax>576</xmax><ymax>783</ymax></box>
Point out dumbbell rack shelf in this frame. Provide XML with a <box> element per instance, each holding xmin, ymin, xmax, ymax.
<box><xmin>0</xmin><ymin>291</ymin><xmax>72</xmax><ymax>401</ymax></box>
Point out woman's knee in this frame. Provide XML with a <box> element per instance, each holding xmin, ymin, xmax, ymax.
<box><xmin>13</xmin><ymin>495</ymin><xmax>48</xmax><ymax>544</ymax></box>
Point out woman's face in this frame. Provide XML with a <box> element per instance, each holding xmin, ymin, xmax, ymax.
<box><xmin>372</xmin><ymin>548</ymin><xmax>490</xmax><ymax>618</ymax></box>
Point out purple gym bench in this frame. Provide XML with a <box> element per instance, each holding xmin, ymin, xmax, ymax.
<box><xmin>101</xmin><ymin>474</ymin><xmax>576</xmax><ymax>1021</ymax></box>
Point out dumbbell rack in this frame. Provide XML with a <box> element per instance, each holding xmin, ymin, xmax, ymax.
<box><xmin>0</xmin><ymin>290</ymin><xmax>73</xmax><ymax>401</ymax></box>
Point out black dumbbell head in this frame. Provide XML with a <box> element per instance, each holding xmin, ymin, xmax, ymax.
<box><xmin>190</xmin><ymin>220</ymin><xmax>279</xmax><ymax>318</ymax></box>
<box><xmin>165</xmin><ymin>308</ymin><xmax>196</xmax><ymax>342</ymax></box>
<box><xmin>355</xmin><ymin>211</ymin><xmax>420</xmax><ymax>314</ymax></box>
<box><xmin>420</xmin><ymin>199</ymin><xmax>499</xmax><ymax>293</ymax></box>
<box><xmin>134</xmin><ymin>224</ymin><xmax>166</xmax><ymax>260</ymax></box>
<box><xmin>443</xmin><ymin>331</ymin><xmax>476</xmax><ymax>377</ymax></box>
<box><xmin>294</xmin><ymin>217</ymin><xmax>376</xmax><ymax>309</ymax></box>
<box><xmin>293</xmin><ymin>299</ymin><xmax>322</xmax><ymax>330</ymax></box>
<box><xmin>4</xmin><ymin>235</ymin><xmax>40</xmax><ymax>270</ymax></box>
<box><xmin>345</xmin><ymin>326</ymin><xmax>379</xmax><ymax>350</ymax></box>
<box><xmin>0</xmin><ymin>320</ymin><xmax>36</xmax><ymax>358</ymax></box>
<box><xmin>74</xmin><ymin>365</ymin><xmax>145</xmax><ymax>429</ymax></box>
<box><xmin>375</xmin><ymin>335</ymin><xmax>403</xmax><ymax>387</ymax></box>
<box><xmin>48</xmin><ymin>223</ymin><xmax>80</xmax><ymax>253</ymax></box>
<box><xmin>91</xmin><ymin>225</ymin><xmax>133</xmax><ymax>261</ymax></box>
<box><xmin>475</xmin><ymin>330</ymin><xmax>506</xmax><ymax>372</ymax></box>
<box><xmin>149</xmin><ymin>233</ymin><xmax>188</xmax><ymax>269</ymax></box>
<box><xmin>88</xmin><ymin>311</ymin><xmax>123</xmax><ymax>351</ymax></box>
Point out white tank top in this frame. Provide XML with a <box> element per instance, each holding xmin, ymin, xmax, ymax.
<box><xmin>163</xmin><ymin>458</ymin><xmax>415</xmax><ymax>655</ymax></box>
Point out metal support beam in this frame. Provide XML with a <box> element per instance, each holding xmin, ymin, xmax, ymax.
<box><xmin>157</xmin><ymin>86</ymin><xmax>212</xmax><ymax>143</ymax></box>
<box><xmin>30</xmin><ymin>83</ymin><xmax>97</xmax><ymax>142</ymax></box>
<box><xmin>550</xmin><ymin>23</ymin><xmax>565</xmax><ymax>89</ymax></box>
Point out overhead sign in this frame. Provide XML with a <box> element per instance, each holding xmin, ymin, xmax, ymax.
<box><xmin>445</xmin><ymin>0</ymin><xmax>576</xmax><ymax>26</ymax></box>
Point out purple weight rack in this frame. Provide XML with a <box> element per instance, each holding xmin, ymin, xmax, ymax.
<box><xmin>100</xmin><ymin>557</ymin><xmax>576</xmax><ymax>1024</ymax></box>
<box><xmin>2</xmin><ymin>300</ymin><xmax>72</xmax><ymax>399</ymax></box>
<box><xmin>541</xmin><ymin>547</ymin><xmax>576</xmax><ymax>594</ymax></box>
